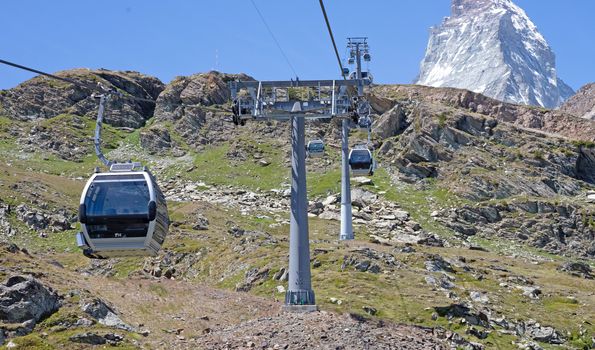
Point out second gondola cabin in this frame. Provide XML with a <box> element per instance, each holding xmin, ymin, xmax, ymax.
<box><xmin>76</xmin><ymin>163</ymin><xmax>169</xmax><ymax>258</ymax></box>
<box><xmin>349</xmin><ymin>148</ymin><xmax>374</xmax><ymax>176</ymax></box>
<box><xmin>307</xmin><ymin>139</ymin><xmax>325</xmax><ymax>158</ymax></box>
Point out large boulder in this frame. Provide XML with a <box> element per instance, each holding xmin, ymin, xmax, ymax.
<box><xmin>81</xmin><ymin>298</ymin><xmax>133</xmax><ymax>331</ymax></box>
<box><xmin>0</xmin><ymin>275</ymin><xmax>60</xmax><ymax>329</ymax></box>
<box><xmin>154</xmin><ymin>71</ymin><xmax>251</xmax><ymax>119</ymax></box>
<box><xmin>558</xmin><ymin>261</ymin><xmax>593</xmax><ymax>279</ymax></box>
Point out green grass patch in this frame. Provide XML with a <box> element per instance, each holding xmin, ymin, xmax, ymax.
<box><xmin>148</xmin><ymin>283</ymin><xmax>169</xmax><ymax>297</ymax></box>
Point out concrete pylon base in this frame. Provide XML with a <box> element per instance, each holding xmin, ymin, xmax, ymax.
<box><xmin>284</xmin><ymin>289</ymin><xmax>316</xmax><ymax>306</ymax></box>
<box><xmin>282</xmin><ymin>304</ymin><xmax>319</xmax><ymax>313</ymax></box>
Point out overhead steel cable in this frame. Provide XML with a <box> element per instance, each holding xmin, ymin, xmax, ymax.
<box><xmin>0</xmin><ymin>58</ymin><xmax>106</xmax><ymax>92</ymax></box>
<box><xmin>249</xmin><ymin>0</ymin><xmax>299</xmax><ymax>78</ymax></box>
<box><xmin>318</xmin><ymin>0</ymin><xmax>347</xmax><ymax>80</ymax></box>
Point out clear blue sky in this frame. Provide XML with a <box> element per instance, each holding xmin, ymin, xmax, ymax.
<box><xmin>1</xmin><ymin>1</ymin><xmax>593</xmax><ymax>91</ymax></box>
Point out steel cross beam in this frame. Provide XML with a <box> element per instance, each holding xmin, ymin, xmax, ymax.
<box><xmin>230</xmin><ymin>79</ymin><xmax>364</xmax><ymax>89</ymax></box>
<box><xmin>230</xmin><ymin>78</ymin><xmax>371</xmax><ymax>123</ymax></box>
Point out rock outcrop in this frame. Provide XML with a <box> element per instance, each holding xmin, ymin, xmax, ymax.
<box><xmin>416</xmin><ymin>0</ymin><xmax>573</xmax><ymax>108</ymax></box>
<box><xmin>0</xmin><ymin>275</ymin><xmax>61</xmax><ymax>343</ymax></box>
<box><xmin>560</xmin><ymin>83</ymin><xmax>595</xmax><ymax>120</ymax></box>
<box><xmin>81</xmin><ymin>298</ymin><xmax>134</xmax><ymax>331</ymax></box>
<box><xmin>147</xmin><ymin>71</ymin><xmax>252</xmax><ymax>151</ymax></box>
<box><xmin>0</xmin><ymin>69</ymin><xmax>164</xmax><ymax>128</ymax></box>
<box><xmin>139</xmin><ymin>126</ymin><xmax>173</xmax><ymax>155</ymax></box>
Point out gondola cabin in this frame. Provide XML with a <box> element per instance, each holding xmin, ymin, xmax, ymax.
<box><xmin>358</xmin><ymin>115</ymin><xmax>372</xmax><ymax>129</ymax></box>
<box><xmin>348</xmin><ymin>71</ymin><xmax>373</xmax><ymax>83</ymax></box>
<box><xmin>349</xmin><ymin>148</ymin><xmax>374</xmax><ymax>176</ymax></box>
<box><xmin>76</xmin><ymin>163</ymin><xmax>169</xmax><ymax>258</ymax></box>
<box><xmin>307</xmin><ymin>139</ymin><xmax>325</xmax><ymax>158</ymax></box>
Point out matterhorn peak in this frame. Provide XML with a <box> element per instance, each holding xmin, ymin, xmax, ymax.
<box><xmin>416</xmin><ymin>0</ymin><xmax>573</xmax><ymax>108</ymax></box>
<box><xmin>451</xmin><ymin>0</ymin><xmax>501</xmax><ymax>17</ymax></box>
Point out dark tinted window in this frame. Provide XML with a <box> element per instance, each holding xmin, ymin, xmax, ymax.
<box><xmin>350</xmin><ymin>150</ymin><xmax>371</xmax><ymax>164</ymax></box>
<box><xmin>308</xmin><ymin>142</ymin><xmax>324</xmax><ymax>152</ymax></box>
<box><xmin>84</xmin><ymin>180</ymin><xmax>150</xmax><ymax>217</ymax></box>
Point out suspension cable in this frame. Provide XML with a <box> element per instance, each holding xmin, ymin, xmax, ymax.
<box><xmin>249</xmin><ymin>0</ymin><xmax>299</xmax><ymax>79</ymax></box>
<box><xmin>318</xmin><ymin>0</ymin><xmax>347</xmax><ymax>80</ymax></box>
<box><xmin>0</xmin><ymin>58</ymin><xmax>107</xmax><ymax>92</ymax></box>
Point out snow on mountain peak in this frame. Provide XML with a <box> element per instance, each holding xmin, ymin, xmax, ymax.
<box><xmin>417</xmin><ymin>0</ymin><xmax>573</xmax><ymax>108</ymax></box>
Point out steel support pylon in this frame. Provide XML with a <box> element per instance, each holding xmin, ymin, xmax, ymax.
<box><xmin>284</xmin><ymin>111</ymin><xmax>316</xmax><ymax>311</ymax></box>
<box><xmin>339</xmin><ymin>118</ymin><xmax>354</xmax><ymax>240</ymax></box>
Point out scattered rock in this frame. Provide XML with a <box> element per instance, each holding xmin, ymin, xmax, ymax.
<box><xmin>558</xmin><ymin>261</ymin><xmax>593</xmax><ymax>279</ymax></box>
<box><xmin>14</xmin><ymin>204</ymin><xmax>72</xmax><ymax>232</ymax></box>
<box><xmin>362</xmin><ymin>306</ymin><xmax>378</xmax><ymax>316</ymax></box>
<box><xmin>515</xmin><ymin>285</ymin><xmax>542</xmax><ymax>299</ymax></box>
<box><xmin>434</xmin><ymin>304</ymin><xmax>489</xmax><ymax>328</ymax></box>
<box><xmin>394</xmin><ymin>210</ymin><xmax>410</xmax><ymax>221</ymax></box>
<box><xmin>322</xmin><ymin>195</ymin><xmax>338</xmax><ymax>206</ymax></box>
<box><xmin>193</xmin><ymin>212</ymin><xmax>210</xmax><ymax>231</ymax></box>
<box><xmin>518</xmin><ymin>320</ymin><xmax>565</xmax><ymax>344</ymax></box>
<box><xmin>0</xmin><ymin>275</ymin><xmax>60</xmax><ymax>333</ymax></box>
<box><xmin>425</xmin><ymin>255</ymin><xmax>455</xmax><ymax>273</ymax></box>
<box><xmin>329</xmin><ymin>297</ymin><xmax>343</xmax><ymax>305</ymax></box>
<box><xmin>81</xmin><ymin>298</ymin><xmax>133</xmax><ymax>331</ymax></box>
<box><xmin>318</xmin><ymin>211</ymin><xmax>340</xmax><ymax>221</ymax></box>
<box><xmin>198</xmin><ymin>309</ymin><xmax>468</xmax><ymax>349</ymax></box>
<box><xmin>342</xmin><ymin>248</ymin><xmax>398</xmax><ymax>273</ymax></box>
<box><xmin>351</xmin><ymin>188</ymin><xmax>378</xmax><ymax>207</ymax></box>
<box><xmin>273</xmin><ymin>268</ymin><xmax>288</xmax><ymax>282</ymax></box>
<box><xmin>236</xmin><ymin>267</ymin><xmax>269</xmax><ymax>292</ymax></box>
<box><xmin>425</xmin><ymin>275</ymin><xmax>456</xmax><ymax>290</ymax></box>
<box><xmin>228</xmin><ymin>226</ymin><xmax>245</xmax><ymax>237</ymax></box>
<box><xmin>400</xmin><ymin>245</ymin><xmax>415</xmax><ymax>253</ymax></box>
<box><xmin>352</xmin><ymin>177</ymin><xmax>373</xmax><ymax>185</ymax></box>
<box><xmin>69</xmin><ymin>332</ymin><xmax>106</xmax><ymax>345</ymax></box>
<box><xmin>104</xmin><ymin>333</ymin><xmax>124</xmax><ymax>344</ymax></box>
<box><xmin>466</xmin><ymin>327</ymin><xmax>490</xmax><ymax>340</ymax></box>
<box><xmin>469</xmin><ymin>291</ymin><xmax>489</xmax><ymax>304</ymax></box>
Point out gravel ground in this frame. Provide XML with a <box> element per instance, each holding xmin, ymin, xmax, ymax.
<box><xmin>198</xmin><ymin>310</ymin><xmax>474</xmax><ymax>350</ymax></box>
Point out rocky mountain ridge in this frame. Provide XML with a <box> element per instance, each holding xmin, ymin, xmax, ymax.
<box><xmin>416</xmin><ymin>0</ymin><xmax>573</xmax><ymax>108</ymax></box>
<box><xmin>560</xmin><ymin>83</ymin><xmax>595</xmax><ymax>120</ymax></box>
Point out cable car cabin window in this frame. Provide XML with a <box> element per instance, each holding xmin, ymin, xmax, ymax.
<box><xmin>308</xmin><ymin>143</ymin><xmax>324</xmax><ymax>152</ymax></box>
<box><xmin>84</xmin><ymin>180</ymin><xmax>151</xmax><ymax>239</ymax></box>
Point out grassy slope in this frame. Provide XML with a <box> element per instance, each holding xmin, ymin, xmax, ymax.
<box><xmin>0</xmin><ymin>114</ymin><xmax>593</xmax><ymax>349</ymax></box>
